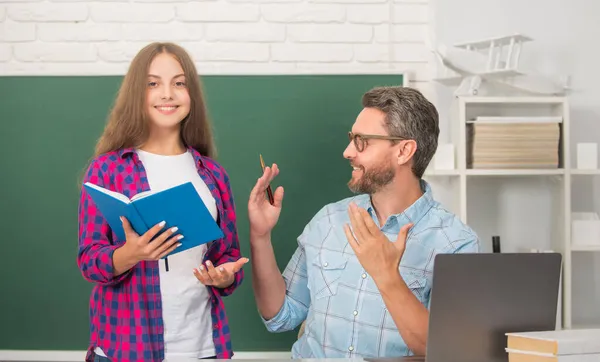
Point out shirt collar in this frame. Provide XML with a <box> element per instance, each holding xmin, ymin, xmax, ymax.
<box><xmin>118</xmin><ymin>146</ymin><xmax>205</xmax><ymax>167</ymax></box>
<box><xmin>117</xmin><ymin>147</ymin><xmax>135</xmax><ymax>158</ymax></box>
<box><xmin>356</xmin><ymin>179</ymin><xmax>435</xmax><ymax>229</ymax></box>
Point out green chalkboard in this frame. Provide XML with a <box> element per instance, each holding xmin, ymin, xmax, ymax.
<box><xmin>0</xmin><ymin>73</ymin><xmax>403</xmax><ymax>351</ymax></box>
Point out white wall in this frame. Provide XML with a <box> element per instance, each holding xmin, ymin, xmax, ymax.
<box><xmin>431</xmin><ymin>0</ymin><xmax>600</xmax><ymax>327</ymax></box>
<box><xmin>0</xmin><ymin>0</ymin><xmax>432</xmax><ymax>98</ymax></box>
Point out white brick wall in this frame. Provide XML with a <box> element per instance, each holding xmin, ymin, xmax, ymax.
<box><xmin>0</xmin><ymin>0</ymin><xmax>433</xmax><ymax>96</ymax></box>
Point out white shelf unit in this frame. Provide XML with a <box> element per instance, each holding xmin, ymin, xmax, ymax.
<box><xmin>424</xmin><ymin>95</ymin><xmax>600</xmax><ymax>331</ymax></box>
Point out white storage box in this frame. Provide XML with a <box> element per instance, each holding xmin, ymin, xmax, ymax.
<box><xmin>572</xmin><ymin>212</ymin><xmax>600</xmax><ymax>247</ymax></box>
<box><xmin>434</xmin><ymin>144</ymin><xmax>455</xmax><ymax>170</ymax></box>
<box><xmin>577</xmin><ymin>143</ymin><xmax>598</xmax><ymax>169</ymax></box>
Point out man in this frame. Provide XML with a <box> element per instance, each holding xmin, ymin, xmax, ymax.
<box><xmin>247</xmin><ymin>86</ymin><xmax>480</xmax><ymax>358</ymax></box>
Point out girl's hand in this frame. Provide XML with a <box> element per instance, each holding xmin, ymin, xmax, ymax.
<box><xmin>193</xmin><ymin>257</ymin><xmax>249</xmax><ymax>288</ymax></box>
<box><xmin>121</xmin><ymin>216</ymin><xmax>182</xmax><ymax>262</ymax></box>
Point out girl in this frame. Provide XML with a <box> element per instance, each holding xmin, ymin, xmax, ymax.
<box><xmin>77</xmin><ymin>42</ymin><xmax>248</xmax><ymax>362</ymax></box>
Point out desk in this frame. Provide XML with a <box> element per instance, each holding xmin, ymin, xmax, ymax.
<box><xmin>218</xmin><ymin>359</ymin><xmax>494</xmax><ymax>362</ymax></box>
<box><xmin>217</xmin><ymin>360</ymin><xmax>366</xmax><ymax>362</ymax></box>
<box><xmin>214</xmin><ymin>359</ymin><xmax>421</xmax><ymax>362</ymax></box>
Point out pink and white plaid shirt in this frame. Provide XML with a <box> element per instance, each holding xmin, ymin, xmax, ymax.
<box><xmin>77</xmin><ymin>146</ymin><xmax>244</xmax><ymax>362</ymax></box>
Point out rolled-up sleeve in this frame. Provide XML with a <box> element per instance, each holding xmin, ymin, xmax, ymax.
<box><xmin>213</xmin><ymin>169</ymin><xmax>244</xmax><ymax>297</ymax></box>
<box><xmin>77</xmin><ymin>160</ymin><xmax>133</xmax><ymax>286</ymax></box>
<box><xmin>262</xmin><ymin>243</ymin><xmax>310</xmax><ymax>333</ymax></box>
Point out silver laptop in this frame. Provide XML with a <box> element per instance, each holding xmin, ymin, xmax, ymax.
<box><xmin>365</xmin><ymin>252</ymin><xmax>562</xmax><ymax>362</ymax></box>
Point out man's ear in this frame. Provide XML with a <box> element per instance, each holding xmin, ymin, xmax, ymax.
<box><xmin>397</xmin><ymin>140</ymin><xmax>417</xmax><ymax>166</ymax></box>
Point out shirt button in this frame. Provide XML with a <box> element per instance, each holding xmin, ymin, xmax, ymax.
<box><xmin>348</xmin><ymin>346</ymin><xmax>354</xmax><ymax>351</ymax></box>
<box><xmin>361</xmin><ymin>273</ymin><xmax>367</xmax><ymax>279</ymax></box>
<box><xmin>323</xmin><ymin>262</ymin><xmax>328</xmax><ymax>267</ymax></box>
<box><xmin>353</xmin><ymin>310</ymin><xmax>358</xmax><ymax>316</ymax></box>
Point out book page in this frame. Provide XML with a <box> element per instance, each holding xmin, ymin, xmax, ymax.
<box><xmin>507</xmin><ymin>329</ymin><xmax>600</xmax><ymax>341</ymax></box>
<box><xmin>84</xmin><ymin>182</ymin><xmax>131</xmax><ymax>204</ymax></box>
<box><xmin>131</xmin><ymin>190</ymin><xmax>154</xmax><ymax>201</ymax></box>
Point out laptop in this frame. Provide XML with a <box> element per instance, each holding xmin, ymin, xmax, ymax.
<box><xmin>365</xmin><ymin>252</ymin><xmax>562</xmax><ymax>362</ymax></box>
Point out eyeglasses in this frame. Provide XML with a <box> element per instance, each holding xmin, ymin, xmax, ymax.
<box><xmin>348</xmin><ymin>132</ymin><xmax>406</xmax><ymax>152</ymax></box>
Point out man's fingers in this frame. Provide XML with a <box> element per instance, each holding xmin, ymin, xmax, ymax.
<box><xmin>343</xmin><ymin>223</ymin><xmax>360</xmax><ymax>252</ymax></box>
<box><xmin>396</xmin><ymin>223</ymin><xmax>413</xmax><ymax>243</ymax></box>
<box><xmin>263</xmin><ymin>164</ymin><xmax>280</xmax><ymax>193</ymax></box>
<box><xmin>347</xmin><ymin>203</ymin><xmax>367</xmax><ymax>241</ymax></box>
<box><xmin>248</xmin><ymin>176</ymin><xmax>263</xmax><ymax>205</ymax></box>
<box><xmin>393</xmin><ymin>223</ymin><xmax>413</xmax><ymax>253</ymax></box>
<box><xmin>249</xmin><ymin>167</ymin><xmax>271</xmax><ymax>205</ymax></box>
<box><xmin>262</xmin><ymin>166</ymin><xmax>274</xmax><ymax>186</ymax></box>
<box><xmin>268</xmin><ymin>164</ymin><xmax>279</xmax><ymax>183</ymax></box>
<box><xmin>359</xmin><ymin>207</ymin><xmax>380</xmax><ymax>235</ymax></box>
<box><xmin>351</xmin><ymin>203</ymin><xmax>372</xmax><ymax>237</ymax></box>
<box><xmin>249</xmin><ymin>165</ymin><xmax>281</xmax><ymax>207</ymax></box>
<box><xmin>273</xmin><ymin>186</ymin><xmax>284</xmax><ymax>208</ymax></box>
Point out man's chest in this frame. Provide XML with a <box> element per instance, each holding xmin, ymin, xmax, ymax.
<box><xmin>303</xmin><ymin>224</ymin><xmax>431</xmax><ymax>314</ymax></box>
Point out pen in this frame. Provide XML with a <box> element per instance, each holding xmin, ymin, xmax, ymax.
<box><xmin>260</xmin><ymin>154</ymin><xmax>275</xmax><ymax>205</ymax></box>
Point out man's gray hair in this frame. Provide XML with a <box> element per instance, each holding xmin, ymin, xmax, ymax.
<box><xmin>362</xmin><ymin>86</ymin><xmax>439</xmax><ymax>179</ymax></box>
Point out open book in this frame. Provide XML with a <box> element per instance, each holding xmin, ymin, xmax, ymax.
<box><xmin>84</xmin><ymin>181</ymin><xmax>224</xmax><ymax>258</ymax></box>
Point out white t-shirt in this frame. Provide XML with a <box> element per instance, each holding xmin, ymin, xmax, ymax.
<box><xmin>96</xmin><ymin>149</ymin><xmax>217</xmax><ymax>361</ymax></box>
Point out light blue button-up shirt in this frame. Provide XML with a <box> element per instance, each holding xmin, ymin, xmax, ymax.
<box><xmin>262</xmin><ymin>180</ymin><xmax>480</xmax><ymax>358</ymax></box>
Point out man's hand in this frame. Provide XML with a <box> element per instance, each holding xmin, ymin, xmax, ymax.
<box><xmin>248</xmin><ymin>164</ymin><xmax>284</xmax><ymax>239</ymax></box>
<box><xmin>193</xmin><ymin>257</ymin><xmax>249</xmax><ymax>288</ymax></box>
<box><xmin>343</xmin><ymin>202</ymin><xmax>413</xmax><ymax>287</ymax></box>
<box><xmin>344</xmin><ymin>203</ymin><xmax>428</xmax><ymax>355</ymax></box>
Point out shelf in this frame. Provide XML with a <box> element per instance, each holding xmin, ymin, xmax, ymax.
<box><xmin>571</xmin><ymin>245</ymin><xmax>600</xmax><ymax>252</ymax></box>
<box><xmin>426</xmin><ymin>169</ymin><xmax>565</xmax><ymax>176</ymax></box>
<box><xmin>424</xmin><ymin>169</ymin><xmax>600</xmax><ymax>176</ymax></box>
<box><xmin>445</xmin><ymin>95</ymin><xmax>594</xmax><ymax>331</ymax></box>
<box><xmin>466</xmin><ymin>116</ymin><xmax>563</xmax><ymax>124</ymax></box>
<box><xmin>424</xmin><ymin>169</ymin><xmax>460</xmax><ymax>176</ymax></box>
<box><xmin>467</xmin><ymin>169</ymin><xmax>564</xmax><ymax>176</ymax></box>
<box><xmin>570</xmin><ymin>323</ymin><xmax>600</xmax><ymax>330</ymax></box>
<box><xmin>459</xmin><ymin>96</ymin><xmax>567</xmax><ymax>104</ymax></box>
<box><xmin>571</xmin><ymin>169</ymin><xmax>600</xmax><ymax>175</ymax></box>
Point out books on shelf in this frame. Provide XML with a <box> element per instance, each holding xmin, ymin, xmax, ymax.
<box><xmin>505</xmin><ymin>329</ymin><xmax>600</xmax><ymax>362</ymax></box>
<box><xmin>467</xmin><ymin>116</ymin><xmax>561</xmax><ymax>169</ymax></box>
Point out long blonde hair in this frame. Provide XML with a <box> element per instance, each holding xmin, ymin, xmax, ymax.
<box><xmin>94</xmin><ymin>42</ymin><xmax>216</xmax><ymax>158</ymax></box>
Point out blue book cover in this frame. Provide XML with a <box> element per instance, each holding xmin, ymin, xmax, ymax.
<box><xmin>83</xmin><ymin>181</ymin><xmax>224</xmax><ymax>257</ymax></box>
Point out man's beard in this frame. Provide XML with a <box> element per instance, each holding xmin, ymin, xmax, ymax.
<box><xmin>347</xmin><ymin>161</ymin><xmax>395</xmax><ymax>194</ymax></box>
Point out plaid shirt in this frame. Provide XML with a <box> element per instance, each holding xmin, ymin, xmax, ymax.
<box><xmin>77</xmin><ymin>146</ymin><xmax>243</xmax><ymax>362</ymax></box>
<box><xmin>263</xmin><ymin>180</ymin><xmax>480</xmax><ymax>358</ymax></box>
